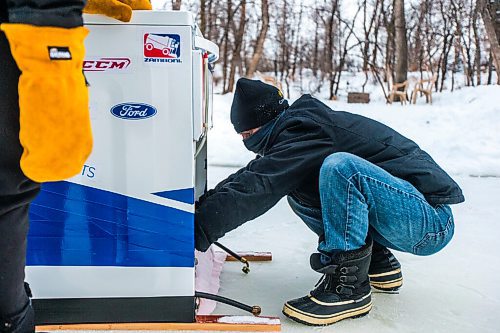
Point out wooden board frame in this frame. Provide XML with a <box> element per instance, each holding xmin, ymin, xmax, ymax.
<box><xmin>221</xmin><ymin>252</ymin><xmax>273</xmax><ymax>262</ymax></box>
<box><xmin>36</xmin><ymin>315</ymin><xmax>281</xmax><ymax>332</ymax></box>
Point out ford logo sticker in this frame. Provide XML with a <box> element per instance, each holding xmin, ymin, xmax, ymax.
<box><xmin>110</xmin><ymin>103</ymin><xmax>157</xmax><ymax>120</ymax></box>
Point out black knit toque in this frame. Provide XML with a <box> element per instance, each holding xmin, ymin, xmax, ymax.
<box><xmin>230</xmin><ymin>78</ymin><xmax>289</xmax><ymax>133</ymax></box>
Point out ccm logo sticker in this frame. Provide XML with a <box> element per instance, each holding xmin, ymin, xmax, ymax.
<box><xmin>48</xmin><ymin>47</ymin><xmax>72</xmax><ymax>60</ymax></box>
<box><xmin>84</xmin><ymin>57</ymin><xmax>131</xmax><ymax>72</ymax></box>
<box><xmin>111</xmin><ymin>103</ymin><xmax>157</xmax><ymax>120</ymax></box>
<box><xmin>144</xmin><ymin>33</ymin><xmax>182</xmax><ymax>63</ymax></box>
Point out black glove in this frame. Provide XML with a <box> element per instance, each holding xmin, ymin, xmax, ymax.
<box><xmin>194</xmin><ymin>211</ymin><xmax>212</xmax><ymax>252</ymax></box>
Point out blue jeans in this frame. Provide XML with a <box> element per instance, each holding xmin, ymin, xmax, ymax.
<box><xmin>288</xmin><ymin>153</ymin><xmax>454</xmax><ymax>256</ymax></box>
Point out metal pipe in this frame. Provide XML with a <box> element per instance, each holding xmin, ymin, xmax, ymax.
<box><xmin>195</xmin><ymin>291</ymin><xmax>261</xmax><ymax>316</ymax></box>
<box><xmin>214</xmin><ymin>241</ymin><xmax>250</xmax><ymax>274</ymax></box>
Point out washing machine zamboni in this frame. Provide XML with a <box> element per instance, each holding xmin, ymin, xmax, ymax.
<box><xmin>26</xmin><ymin>11</ymin><xmax>218</xmax><ymax>325</ymax></box>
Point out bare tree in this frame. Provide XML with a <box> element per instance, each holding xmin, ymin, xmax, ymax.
<box><xmin>290</xmin><ymin>3</ymin><xmax>304</xmax><ymax>81</ymax></box>
<box><xmin>226</xmin><ymin>0</ymin><xmax>247</xmax><ymax>93</ymax></box>
<box><xmin>200</xmin><ymin>0</ymin><xmax>206</xmax><ymax>35</ymax></box>
<box><xmin>221</xmin><ymin>0</ymin><xmax>233</xmax><ymax>92</ymax></box>
<box><xmin>472</xmin><ymin>0</ymin><xmax>482</xmax><ymax>85</ymax></box>
<box><xmin>437</xmin><ymin>0</ymin><xmax>455</xmax><ymax>91</ymax></box>
<box><xmin>311</xmin><ymin>4</ymin><xmax>321</xmax><ymax>78</ymax></box>
<box><xmin>381</xmin><ymin>0</ymin><xmax>395</xmax><ymax>85</ymax></box>
<box><xmin>194</xmin><ymin>0</ymin><xmax>494</xmax><ymax>95</ymax></box>
<box><xmin>478</xmin><ymin>0</ymin><xmax>500</xmax><ymax>84</ymax></box>
<box><xmin>358</xmin><ymin>0</ymin><xmax>382</xmax><ymax>92</ymax></box>
<box><xmin>326</xmin><ymin>0</ymin><xmax>340</xmax><ymax>99</ymax></box>
<box><xmin>334</xmin><ymin>5</ymin><xmax>362</xmax><ymax>96</ymax></box>
<box><xmin>172</xmin><ymin>0</ymin><xmax>182</xmax><ymax>10</ymax></box>
<box><xmin>394</xmin><ymin>0</ymin><xmax>408</xmax><ymax>85</ymax></box>
<box><xmin>246</xmin><ymin>0</ymin><xmax>269</xmax><ymax>77</ymax></box>
<box><xmin>487</xmin><ymin>51</ymin><xmax>494</xmax><ymax>84</ymax></box>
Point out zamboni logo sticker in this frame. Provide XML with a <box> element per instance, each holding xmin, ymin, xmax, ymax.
<box><xmin>144</xmin><ymin>33</ymin><xmax>182</xmax><ymax>63</ymax></box>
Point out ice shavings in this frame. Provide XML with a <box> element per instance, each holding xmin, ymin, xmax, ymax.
<box><xmin>217</xmin><ymin>316</ymin><xmax>280</xmax><ymax>325</ymax></box>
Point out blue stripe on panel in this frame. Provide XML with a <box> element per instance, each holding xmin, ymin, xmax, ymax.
<box><xmin>28</xmin><ymin>182</ymin><xmax>194</xmax><ymax>268</ymax></box>
<box><xmin>152</xmin><ymin>188</ymin><xmax>195</xmax><ymax>204</ymax></box>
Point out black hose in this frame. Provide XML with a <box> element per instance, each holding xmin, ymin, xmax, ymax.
<box><xmin>214</xmin><ymin>241</ymin><xmax>250</xmax><ymax>274</ymax></box>
<box><xmin>195</xmin><ymin>291</ymin><xmax>261</xmax><ymax>316</ymax></box>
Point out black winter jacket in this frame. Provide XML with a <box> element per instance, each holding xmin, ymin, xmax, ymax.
<box><xmin>0</xmin><ymin>0</ymin><xmax>85</xmax><ymax>27</ymax></box>
<box><xmin>195</xmin><ymin>94</ymin><xmax>465</xmax><ymax>251</ymax></box>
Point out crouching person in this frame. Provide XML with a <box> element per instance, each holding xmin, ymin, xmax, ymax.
<box><xmin>194</xmin><ymin>78</ymin><xmax>464</xmax><ymax>326</ymax></box>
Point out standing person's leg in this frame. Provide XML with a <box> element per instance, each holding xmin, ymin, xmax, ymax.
<box><xmin>0</xmin><ymin>28</ymin><xmax>40</xmax><ymax>333</ymax></box>
<box><xmin>284</xmin><ymin>152</ymin><xmax>454</xmax><ymax>326</ymax></box>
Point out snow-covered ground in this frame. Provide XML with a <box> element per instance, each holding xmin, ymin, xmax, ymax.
<box><xmin>208</xmin><ymin>84</ymin><xmax>500</xmax><ymax>177</ymax></box>
<box><xmin>203</xmin><ymin>84</ymin><xmax>500</xmax><ymax>332</ymax></box>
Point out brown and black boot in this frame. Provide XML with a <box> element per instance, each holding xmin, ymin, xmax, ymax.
<box><xmin>283</xmin><ymin>238</ymin><xmax>373</xmax><ymax>326</ymax></box>
<box><xmin>368</xmin><ymin>242</ymin><xmax>403</xmax><ymax>292</ymax></box>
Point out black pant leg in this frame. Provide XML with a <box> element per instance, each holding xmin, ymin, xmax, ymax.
<box><xmin>0</xmin><ymin>25</ymin><xmax>40</xmax><ymax>332</ymax></box>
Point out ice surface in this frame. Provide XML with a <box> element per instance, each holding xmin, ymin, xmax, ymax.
<box><xmin>210</xmin><ymin>170</ymin><xmax>500</xmax><ymax>333</ymax></box>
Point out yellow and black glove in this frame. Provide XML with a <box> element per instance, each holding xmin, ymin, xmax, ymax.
<box><xmin>0</xmin><ymin>24</ymin><xmax>93</xmax><ymax>183</ymax></box>
<box><xmin>84</xmin><ymin>0</ymin><xmax>152</xmax><ymax>22</ymax></box>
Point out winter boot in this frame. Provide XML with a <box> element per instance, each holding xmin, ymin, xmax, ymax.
<box><xmin>368</xmin><ymin>242</ymin><xmax>403</xmax><ymax>292</ymax></box>
<box><xmin>282</xmin><ymin>238</ymin><xmax>373</xmax><ymax>326</ymax></box>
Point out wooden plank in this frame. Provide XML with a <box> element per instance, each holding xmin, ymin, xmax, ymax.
<box><xmin>36</xmin><ymin>315</ymin><xmax>281</xmax><ymax>332</ymax></box>
<box><xmin>347</xmin><ymin>92</ymin><xmax>370</xmax><ymax>104</ymax></box>
<box><xmin>221</xmin><ymin>251</ymin><xmax>273</xmax><ymax>262</ymax></box>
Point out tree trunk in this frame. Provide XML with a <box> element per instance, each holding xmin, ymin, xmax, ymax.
<box><xmin>290</xmin><ymin>4</ymin><xmax>304</xmax><ymax>80</ymax></box>
<box><xmin>246</xmin><ymin>0</ymin><xmax>269</xmax><ymax>77</ymax></box>
<box><xmin>438</xmin><ymin>0</ymin><xmax>452</xmax><ymax>92</ymax></box>
<box><xmin>172</xmin><ymin>0</ymin><xmax>181</xmax><ymax>10</ymax></box>
<box><xmin>394</xmin><ymin>0</ymin><xmax>408</xmax><ymax>85</ymax></box>
<box><xmin>278</xmin><ymin>0</ymin><xmax>288</xmax><ymax>82</ymax></box>
<box><xmin>227</xmin><ymin>0</ymin><xmax>246</xmax><ymax>93</ymax></box>
<box><xmin>207</xmin><ymin>0</ymin><xmax>213</xmax><ymax>42</ymax></box>
<box><xmin>472</xmin><ymin>0</ymin><xmax>482</xmax><ymax>86</ymax></box>
<box><xmin>327</xmin><ymin>0</ymin><xmax>339</xmax><ymax>99</ymax></box>
<box><xmin>487</xmin><ymin>51</ymin><xmax>493</xmax><ymax>85</ymax></box>
<box><xmin>200</xmin><ymin>0</ymin><xmax>206</xmax><ymax>35</ymax></box>
<box><xmin>478</xmin><ymin>0</ymin><xmax>500</xmax><ymax>84</ymax></box>
<box><xmin>221</xmin><ymin>0</ymin><xmax>232</xmax><ymax>93</ymax></box>
<box><xmin>382</xmin><ymin>1</ymin><xmax>395</xmax><ymax>85</ymax></box>
<box><xmin>312</xmin><ymin>8</ymin><xmax>320</xmax><ymax>78</ymax></box>
<box><xmin>439</xmin><ymin>33</ymin><xmax>453</xmax><ymax>92</ymax></box>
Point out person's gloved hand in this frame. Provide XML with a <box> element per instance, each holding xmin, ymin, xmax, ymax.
<box><xmin>84</xmin><ymin>0</ymin><xmax>152</xmax><ymax>22</ymax></box>
<box><xmin>0</xmin><ymin>24</ymin><xmax>93</xmax><ymax>182</ymax></box>
<box><xmin>194</xmin><ymin>218</ymin><xmax>211</xmax><ymax>252</ymax></box>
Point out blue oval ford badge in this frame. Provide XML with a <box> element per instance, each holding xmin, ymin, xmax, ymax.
<box><xmin>110</xmin><ymin>103</ymin><xmax>157</xmax><ymax>120</ymax></box>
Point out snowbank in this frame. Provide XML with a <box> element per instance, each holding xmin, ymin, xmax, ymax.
<box><xmin>209</xmin><ymin>85</ymin><xmax>500</xmax><ymax>177</ymax></box>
